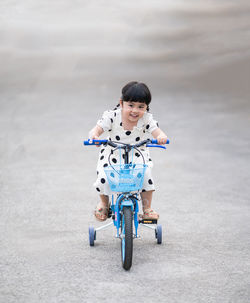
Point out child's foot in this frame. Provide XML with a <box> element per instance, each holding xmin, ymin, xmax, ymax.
<box><xmin>94</xmin><ymin>203</ymin><xmax>109</xmax><ymax>221</ymax></box>
<box><xmin>142</xmin><ymin>208</ymin><xmax>159</xmax><ymax>220</ymax></box>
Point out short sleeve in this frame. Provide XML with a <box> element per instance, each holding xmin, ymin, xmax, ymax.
<box><xmin>96</xmin><ymin>110</ymin><xmax>115</xmax><ymax>132</ymax></box>
<box><xmin>144</xmin><ymin>113</ymin><xmax>159</xmax><ymax>134</ymax></box>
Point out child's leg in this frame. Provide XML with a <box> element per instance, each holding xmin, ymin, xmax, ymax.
<box><xmin>140</xmin><ymin>190</ymin><xmax>159</xmax><ymax>219</ymax></box>
<box><xmin>99</xmin><ymin>194</ymin><xmax>109</xmax><ymax>207</ymax></box>
<box><xmin>140</xmin><ymin>190</ymin><xmax>153</xmax><ymax>211</ymax></box>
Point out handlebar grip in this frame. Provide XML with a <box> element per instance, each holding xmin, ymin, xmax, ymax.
<box><xmin>83</xmin><ymin>139</ymin><xmax>108</xmax><ymax>145</ymax></box>
<box><xmin>151</xmin><ymin>139</ymin><xmax>170</xmax><ymax>144</ymax></box>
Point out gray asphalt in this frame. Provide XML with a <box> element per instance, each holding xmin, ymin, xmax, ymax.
<box><xmin>1</xmin><ymin>1</ymin><xmax>250</xmax><ymax>303</ymax></box>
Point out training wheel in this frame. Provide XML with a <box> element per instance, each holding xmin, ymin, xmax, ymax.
<box><xmin>155</xmin><ymin>224</ymin><xmax>162</xmax><ymax>244</ymax></box>
<box><xmin>89</xmin><ymin>226</ymin><xmax>96</xmax><ymax>246</ymax></box>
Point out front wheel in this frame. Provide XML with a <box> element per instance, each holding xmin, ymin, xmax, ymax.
<box><xmin>121</xmin><ymin>206</ymin><xmax>133</xmax><ymax>270</ymax></box>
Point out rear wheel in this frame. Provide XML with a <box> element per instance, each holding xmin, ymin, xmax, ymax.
<box><xmin>89</xmin><ymin>226</ymin><xmax>96</xmax><ymax>246</ymax></box>
<box><xmin>121</xmin><ymin>206</ymin><xmax>133</xmax><ymax>270</ymax></box>
<box><xmin>155</xmin><ymin>224</ymin><xmax>162</xmax><ymax>244</ymax></box>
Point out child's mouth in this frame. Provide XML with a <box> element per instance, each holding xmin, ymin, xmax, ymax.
<box><xmin>130</xmin><ymin>114</ymin><xmax>139</xmax><ymax>118</ymax></box>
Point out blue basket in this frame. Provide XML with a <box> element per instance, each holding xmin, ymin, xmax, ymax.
<box><xmin>104</xmin><ymin>164</ymin><xmax>147</xmax><ymax>192</ymax></box>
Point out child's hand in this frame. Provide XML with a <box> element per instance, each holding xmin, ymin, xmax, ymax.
<box><xmin>152</xmin><ymin>128</ymin><xmax>168</xmax><ymax>145</ymax></box>
<box><xmin>89</xmin><ymin>125</ymin><xmax>104</xmax><ymax>147</ymax></box>
<box><xmin>156</xmin><ymin>135</ymin><xmax>168</xmax><ymax>145</ymax></box>
<box><xmin>90</xmin><ymin>135</ymin><xmax>101</xmax><ymax>147</ymax></box>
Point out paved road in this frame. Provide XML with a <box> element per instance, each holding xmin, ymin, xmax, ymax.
<box><xmin>1</xmin><ymin>1</ymin><xmax>250</xmax><ymax>303</ymax></box>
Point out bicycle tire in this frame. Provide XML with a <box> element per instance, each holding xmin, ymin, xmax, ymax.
<box><xmin>121</xmin><ymin>206</ymin><xmax>133</xmax><ymax>270</ymax></box>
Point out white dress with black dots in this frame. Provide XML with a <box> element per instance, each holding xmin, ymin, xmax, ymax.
<box><xmin>93</xmin><ymin>108</ymin><xmax>159</xmax><ymax>195</ymax></box>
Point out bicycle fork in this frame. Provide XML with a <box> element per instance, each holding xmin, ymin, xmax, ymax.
<box><xmin>114</xmin><ymin>194</ymin><xmax>139</xmax><ymax>239</ymax></box>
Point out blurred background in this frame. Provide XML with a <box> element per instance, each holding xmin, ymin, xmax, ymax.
<box><xmin>1</xmin><ymin>1</ymin><xmax>250</xmax><ymax>302</ymax></box>
<box><xmin>1</xmin><ymin>0</ymin><xmax>250</xmax><ymax>96</ymax></box>
<box><xmin>1</xmin><ymin>0</ymin><xmax>250</xmax><ymax>168</ymax></box>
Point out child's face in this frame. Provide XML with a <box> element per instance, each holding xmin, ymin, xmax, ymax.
<box><xmin>120</xmin><ymin>100</ymin><xmax>147</xmax><ymax>123</ymax></box>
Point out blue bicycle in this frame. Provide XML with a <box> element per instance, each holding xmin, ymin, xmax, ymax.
<box><xmin>84</xmin><ymin>138</ymin><xmax>169</xmax><ymax>270</ymax></box>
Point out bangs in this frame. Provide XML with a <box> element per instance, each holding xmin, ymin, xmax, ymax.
<box><xmin>122</xmin><ymin>82</ymin><xmax>151</xmax><ymax>105</ymax></box>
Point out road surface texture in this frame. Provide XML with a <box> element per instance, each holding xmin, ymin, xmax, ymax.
<box><xmin>0</xmin><ymin>1</ymin><xmax>250</xmax><ymax>302</ymax></box>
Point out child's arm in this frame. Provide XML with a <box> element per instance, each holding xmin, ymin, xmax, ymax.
<box><xmin>89</xmin><ymin>125</ymin><xmax>104</xmax><ymax>140</ymax></box>
<box><xmin>152</xmin><ymin>128</ymin><xmax>168</xmax><ymax>145</ymax></box>
<box><xmin>89</xmin><ymin>109</ymin><xmax>114</xmax><ymax>141</ymax></box>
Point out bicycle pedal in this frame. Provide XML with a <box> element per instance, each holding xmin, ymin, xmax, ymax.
<box><xmin>139</xmin><ymin>219</ymin><xmax>158</xmax><ymax>224</ymax></box>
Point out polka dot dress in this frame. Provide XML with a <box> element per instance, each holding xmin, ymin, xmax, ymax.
<box><xmin>93</xmin><ymin>108</ymin><xmax>159</xmax><ymax>195</ymax></box>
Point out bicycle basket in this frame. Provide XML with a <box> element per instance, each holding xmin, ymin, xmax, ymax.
<box><xmin>104</xmin><ymin>163</ymin><xmax>147</xmax><ymax>192</ymax></box>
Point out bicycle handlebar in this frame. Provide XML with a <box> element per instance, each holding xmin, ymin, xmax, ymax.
<box><xmin>83</xmin><ymin>139</ymin><xmax>169</xmax><ymax>149</ymax></box>
<box><xmin>84</xmin><ymin>139</ymin><xmax>109</xmax><ymax>145</ymax></box>
<box><xmin>151</xmin><ymin>139</ymin><xmax>169</xmax><ymax>145</ymax></box>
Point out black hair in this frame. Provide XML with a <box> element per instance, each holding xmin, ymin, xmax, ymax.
<box><xmin>121</xmin><ymin>81</ymin><xmax>151</xmax><ymax>111</ymax></box>
<box><xmin>114</xmin><ymin>81</ymin><xmax>151</xmax><ymax>111</ymax></box>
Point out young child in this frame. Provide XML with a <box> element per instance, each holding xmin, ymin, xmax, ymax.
<box><xmin>89</xmin><ymin>81</ymin><xmax>168</xmax><ymax>221</ymax></box>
